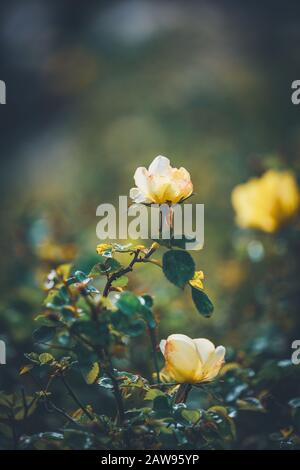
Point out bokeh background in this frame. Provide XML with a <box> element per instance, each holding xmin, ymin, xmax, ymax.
<box><xmin>1</xmin><ymin>0</ymin><xmax>300</xmax><ymax>449</ymax></box>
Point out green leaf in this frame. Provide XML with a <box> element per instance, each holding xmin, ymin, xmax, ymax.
<box><xmin>83</xmin><ymin>362</ymin><xmax>100</xmax><ymax>385</ymax></box>
<box><xmin>153</xmin><ymin>396</ymin><xmax>171</xmax><ymax>418</ymax></box>
<box><xmin>127</xmin><ymin>319</ymin><xmax>145</xmax><ymax>336</ymax></box>
<box><xmin>74</xmin><ymin>343</ymin><xmax>97</xmax><ymax>365</ymax></box>
<box><xmin>236</xmin><ymin>397</ymin><xmax>265</xmax><ymax>412</ymax></box>
<box><xmin>44</xmin><ymin>284</ymin><xmax>72</xmax><ymax>310</ymax></box>
<box><xmin>180</xmin><ymin>408</ymin><xmax>202</xmax><ymax>424</ymax></box>
<box><xmin>144</xmin><ymin>389</ymin><xmax>165</xmax><ymax>401</ymax></box>
<box><xmin>71</xmin><ymin>321</ymin><xmax>109</xmax><ymax>347</ymax></box>
<box><xmin>153</xmin><ymin>395</ymin><xmax>171</xmax><ymax>411</ymax></box>
<box><xmin>162</xmin><ymin>250</ymin><xmax>195</xmax><ymax>288</ymax></box>
<box><xmin>39</xmin><ymin>353</ymin><xmax>54</xmax><ymax>364</ymax></box>
<box><xmin>88</xmin><ymin>262</ymin><xmax>105</xmax><ymax>278</ymax></box>
<box><xmin>207</xmin><ymin>406</ymin><xmax>236</xmax><ymax>441</ymax></box>
<box><xmin>74</xmin><ymin>271</ymin><xmax>89</xmax><ymax>282</ymax></box>
<box><xmin>191</xmin><ymin>287</ymin><xmax>214</xmax><ymax>317</ymax></box>
<box><xmin>63</xmin><ymin>429</ymin><xmax>94</xmax><ymax>450</ymax></box>
<box><xmin>89</xmin><ymin>258</ymin><xmax>122</xmax><ymax>277</ymax></box>
<box><xmin>111</xmin><ymin>312</ymin><xmax>145</xmax><ymax>337</ymax></box>
<box><xmin>24</xmin><ymin>352</ymin><xmax>40</xmax><ymax>364</ymax></box>
<box><xmin>116</xmin><ymin>292</ymin><xmax>141</xmax><ymax>316</ymax></box>
<box><xmin>140</xmin><ymin>304</ymin><xmax>156</xmax><ymax>329</ymax></box>
<box><xmin>33</xmin><ymin>326</ymin><xmax>56</xmax><ymax>343</ymax></box>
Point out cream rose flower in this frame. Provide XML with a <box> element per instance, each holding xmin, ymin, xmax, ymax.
<box><xmin>159</xmin><ymin>334</ymin><xmax>225</xmax><ymax>384</ymax></box>
<box><xmin>130</xmin><ymin>155</ymin><xmax>193</xmax><ymax>204</ymax></box>
<box><xmin>231</xmin><ymin>169</ymin><xmax>300</xmax><ymax>233</ymax></box>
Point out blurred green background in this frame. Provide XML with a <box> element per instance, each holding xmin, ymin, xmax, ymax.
<box><xmin>1</xmin><ymin>0</ymin><xmax>300</xmax><ymax>449</ymax></box>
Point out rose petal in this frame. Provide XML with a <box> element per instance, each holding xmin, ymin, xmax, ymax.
<box><xmin>193</xmin><ymin>338</ymin><xmax>215</xmax><ymax>365</ymax></box>
<box><xmin>148</xmin><ymin>155</ymin><xmax>172</xmax><ymax>177</ymax></box>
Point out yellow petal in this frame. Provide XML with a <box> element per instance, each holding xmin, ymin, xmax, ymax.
<box><xmin>148</xmin><ymin>155</ymin><xmax>172</xmax><ymax>177</ymax></box>
<box><xmin>189</xmin><ymin>271</ymin><xmax>204</xmax><ymax>289</ymax></box>
<box><xmin>193</xmin><ymin>338</ymin><xmax>215</xmax><ymax>364</ymax></box>
<box><xmin>96</xmin><ymin>243</ymin><xmax>112</xmax><ymax>254</ymax></box>
<box><xmin>202</xmin><ymin>345</ymin><xmax>226</xmax><ymax>381</ymax></box>
<box><xmin>163</xmin><ymin>334</ymin><xmax>200</xmax><ymax>383</ymax></box>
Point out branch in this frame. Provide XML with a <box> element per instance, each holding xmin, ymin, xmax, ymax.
<box><xmin>103</xmin><ymin>246</ymin><xmax>161</xmax><ymax>297</ymax></box>
<box><xmin>61</xmin><ymin>376</ymin><xmax>94</xmax><ymax>421</ymax></box>
<box><xmin>148</xmin><ymin>326</ymin><xmax>161</xmax><ymax>384</ymax></box>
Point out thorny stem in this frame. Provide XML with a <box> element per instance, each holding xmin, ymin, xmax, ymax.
<box><xmin>105</xmin><ymin>367</ymin><xmax>125</xmax><ymax>424</ymax></box>
<box><xmin>102</xmin><ymin>350</ymin><xmax>125</xmax><ymax>424</ymax></box>
<box><xmin>175</xmin><ymin>384</ymin><xmax>192</xmax><ymax>404</ymax></box>
<box><xmin>46</xmin><ymin>401</ymin><xmax>80</xmax><ymax>426</ymax></box>
<box><xmin>61</xmin><ymin>376</ymin><xmax>94</xmax><ymax>421</ymax></box>
<box><xmin>84</xmin><ymin>294</ymin><xmax>99</xmax><ymax>321</ymax></box>
<box><xmin>69</xmin><ymin>317</ymin><xmax>125</xmax><ymax>427</ymax></box>
<box><xmin>148</xmin><ymin>326</ymin><xmax>161</xmax><ymax>384</ymax></box>
<box><xmin>9</xmin><ymin>414</ymin><xmax>18</xmax><ymax>450</ymax></box>
<box><xmin>21</xmin><ymin>387</ymin><xmax>29</xmax><ymax>419</ymax></box>
<box><xmin>103</xmin><ymin>247</ymin><xmax>160</xmax><ymax>298</ymax></box>
<box><xmin>29</xmin><ymin>372</ymin><xmax>81</xmax><ymax>427</ymax></box>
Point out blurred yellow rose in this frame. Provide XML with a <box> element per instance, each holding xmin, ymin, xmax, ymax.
<box><xmin>159</xmin><ymin>334</ymin><xmax>225</xmax><ymax>383</ymax></box>
<box><xmin>231</xmin><ymin>170</ymin><xmax>300</xmax><ymax>233</ymax></box>
<box><xmin>130</xmin><ymin>155</ymin><xmax>193</xmax><ymax>204</ymax></box>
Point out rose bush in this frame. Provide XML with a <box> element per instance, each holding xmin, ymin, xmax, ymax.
<box><xmin>0</xmin><ymin>158</ymin><xmax>300</xmax><ymax>450</ymax></box>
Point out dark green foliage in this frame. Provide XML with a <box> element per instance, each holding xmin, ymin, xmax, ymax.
<box><xmin>162</xmin><ymin>249</ymin><xmax>195</xmax><ymax>288</ymax></box>
<box><xmin>191</xmin><ymin>287</ymin><xmax>214</xmax><ymax>317</ymax></box>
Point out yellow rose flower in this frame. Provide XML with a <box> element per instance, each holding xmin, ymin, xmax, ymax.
<box><xmin>231</xmin><ymin>170</ymin><xmax>300</xmax><ymax>233</ymax></box>
<box><xmin>159</xmin><ymin>334</ymin><xmax>225</xmax><ymax>384</ymax></box>
<box><xmin>130</xmin><ymin>155</ymin><xmax>193</xmax><ymax>204</ymax></box>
